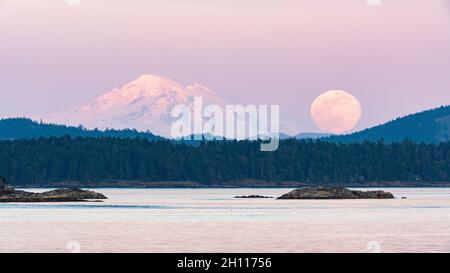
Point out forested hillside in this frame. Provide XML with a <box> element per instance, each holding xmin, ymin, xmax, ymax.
<box><xmin>1</xmin><ymin>137</ymin><xmax>449</xmax><ymax>186</ymax></box>
<box><xmin>0</xmin><ymin>118</ymin><xmax>162</xmax><ymax>140</ymax></box>
<box><xmin>329</xmin><ymin>105</ymin><xmax>450</xmax><ymax>143</ymax></box>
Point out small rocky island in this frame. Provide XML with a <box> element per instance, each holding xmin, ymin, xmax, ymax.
<box><xmin>0</xmin><ymin>179</ymin><xmax>107</xmax><ymax>202</ymax></box>
<box><xmin>234</xmin><ymin>195</ymin><xmax>273</xmax><ymax>199</ymax></box>
<box><xmin>278</xmin><ymin>187</ymin><xmax>395</xmax><ymax>200</ymax></box>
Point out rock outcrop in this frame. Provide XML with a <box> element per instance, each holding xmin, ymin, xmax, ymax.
<box><xmin>278</xmin><ymin>187</ymin><xmax>395</xmax><ymax>200</ymax></box>
<box><xmin>234</xmin><ymin>195</ymin><xmax>273</xmax><ymax>199</ymax></box>
<box><xmin>0</xmin><ymin>188</ymin><xmax>107</xmax><ymax>202</ymax></box>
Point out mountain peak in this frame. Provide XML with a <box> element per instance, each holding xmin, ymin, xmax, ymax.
<box><xmin>134</xmin><ymin>74</ymin><xmax>175</xmax><ymax>84</ymax></box>
<box><xmin>45</xmin><ymin>75</ymin><xmax>226</xmax><ymax>137</ymax></box>
<box><xmin>126</xmin><ymin>74</ymin><xmax>183</xmax><ymax>91</ymax></box>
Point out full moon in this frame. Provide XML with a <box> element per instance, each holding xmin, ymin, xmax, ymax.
<box><xmin>310</xmin><ymin>90</ymin><xmax>362</xmax><ymax>134</ymax></box>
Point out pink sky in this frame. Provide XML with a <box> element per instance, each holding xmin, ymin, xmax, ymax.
<box><xmin>0</xmin><ymin>0</ymin><xmax>449</xmax><ymax>134</ymax></box>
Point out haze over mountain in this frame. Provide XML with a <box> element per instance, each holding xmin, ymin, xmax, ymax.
<box><xmin>45</xmin><ymin>75</ymin><xmax>226</xmax><ymax>137</ymax></box>
<box><xmin>42</xmin><ymin>74</ymin><xmax>297</xmax><ymax>139</ymax></box>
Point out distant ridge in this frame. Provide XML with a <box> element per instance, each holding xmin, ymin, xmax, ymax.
<box><xmin>296</xmin><ymin>132</ymin><xmax>333</xmax><ymax>140</ymax></box>
<box><xmin>328</xmin><ymin>105</ymin><xmax>450</xmax><ymax>143</ymax></box>
<box><xmin>0</xmin><ymin>118</ymin><xmax>291</xmax><ymax>142</ymax></box>
<box><xmin>0</xmin><ymin>118</ymin><xmax>163</xmax><ymax>140</ymax></box>
<box><xmin>3</xmin><ymin>105</ymin><xmax>449</xmax><ymax>143</ymax></box>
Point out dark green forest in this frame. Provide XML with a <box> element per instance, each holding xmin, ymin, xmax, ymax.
<box><xmin>1</xmin><ymin>137</ymin><xmax>449</xmax><ymax>186</ymax></box>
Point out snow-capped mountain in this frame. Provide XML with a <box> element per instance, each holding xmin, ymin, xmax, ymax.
<box><xmin>47</xmin><ymin>75</ymin><xmax>226</xmax><ymax>137</ymax></box>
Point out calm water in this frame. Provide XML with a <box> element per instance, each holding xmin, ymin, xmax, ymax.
<box><xmin>1</xmin><ymin>188</ymin><xmax>450</xmax><ymax>253</ymax></box>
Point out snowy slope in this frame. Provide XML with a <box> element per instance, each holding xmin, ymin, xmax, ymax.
<box><xmin>47</xmin><ymin>75</ymin><xmax>226</xmax><ymax>137</ymax></box>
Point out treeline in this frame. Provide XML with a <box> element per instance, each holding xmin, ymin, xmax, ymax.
<box><xmin>0</xmin><ymin>137</ymin><xmax>449</xmax><ymax>186</ymax></box>
<box><xmin>0</xmin><ymin>118</ymin><xmax>162</xmax><ymax>140</ymax></box>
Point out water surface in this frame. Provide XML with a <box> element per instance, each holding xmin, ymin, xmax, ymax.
<box><xmin>1</xmin><ymin>188</ymin><xmax>450</xmax><ymax>253</ymax></box>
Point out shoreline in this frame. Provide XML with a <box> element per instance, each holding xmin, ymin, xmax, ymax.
<box><xmin>12</xmin><ymin>181</ymin><xmax>450</xmax><ymax>189</ymax></box>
